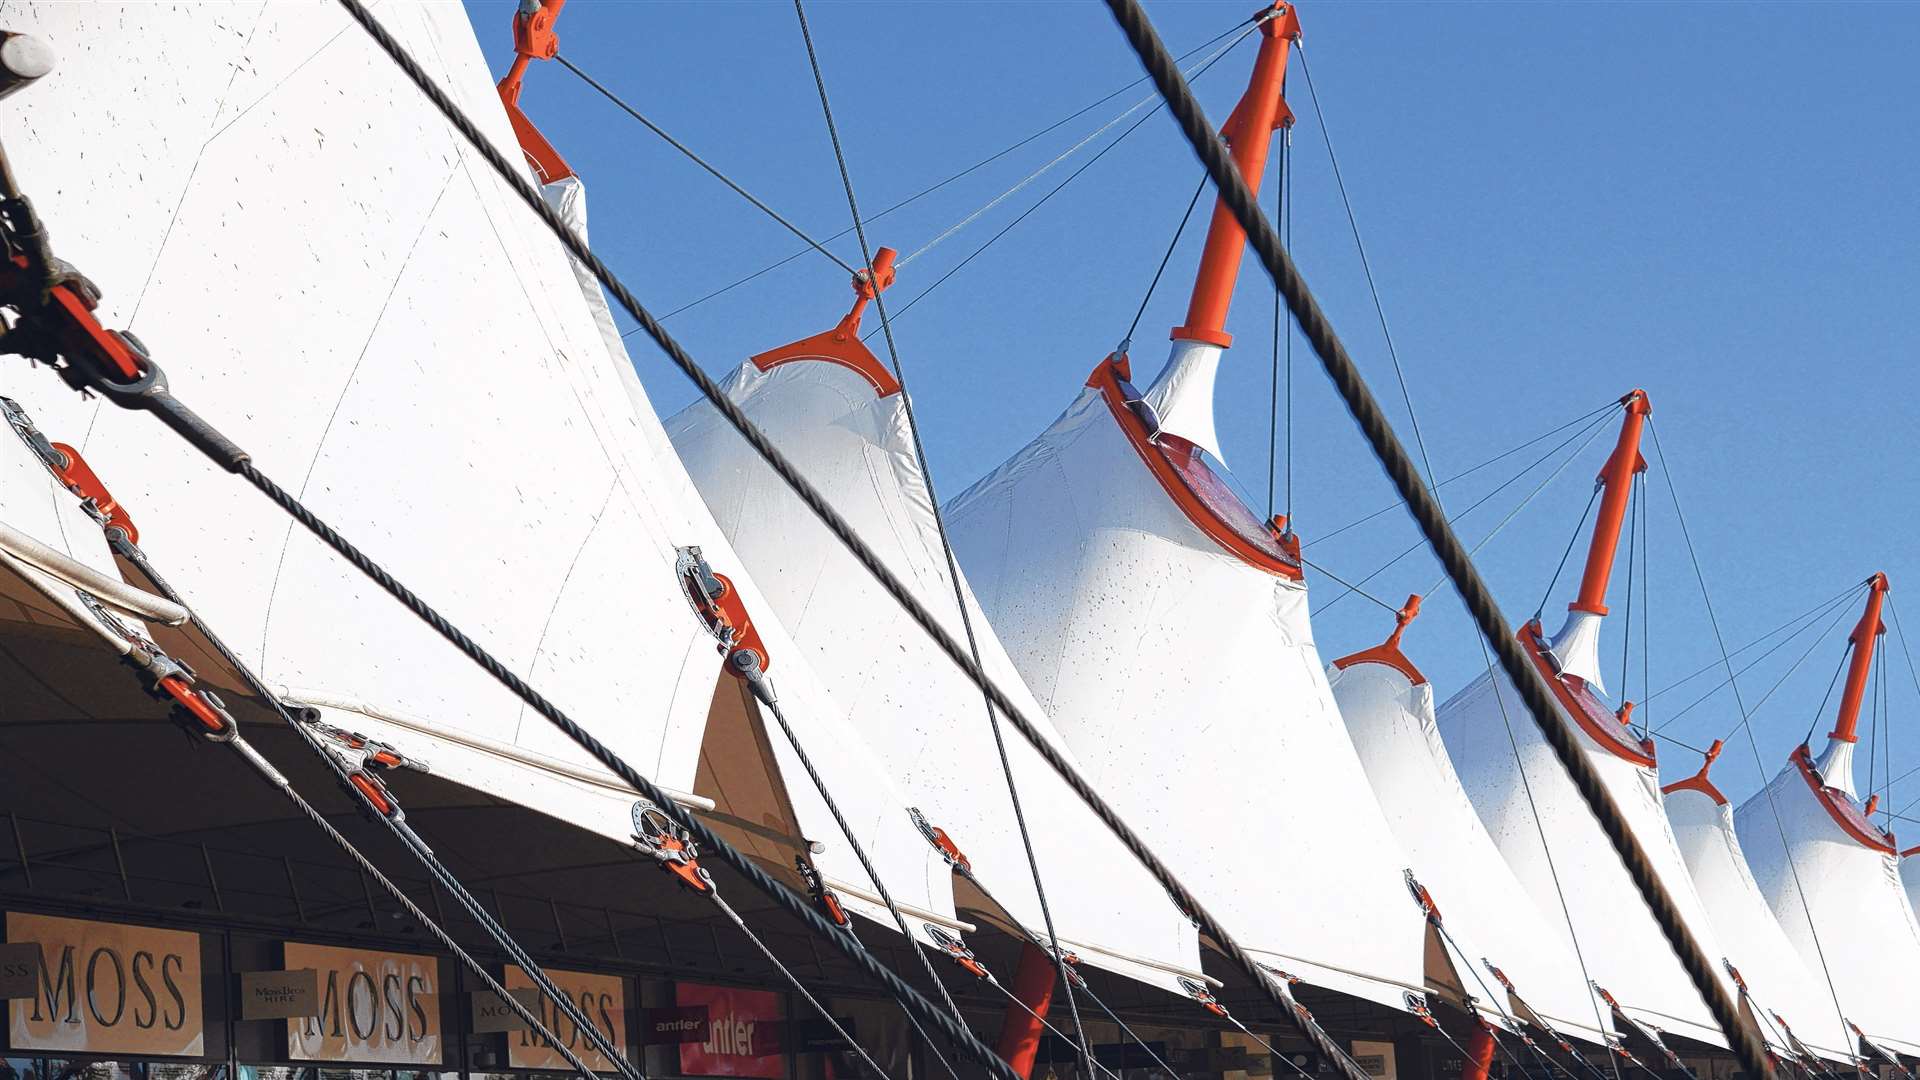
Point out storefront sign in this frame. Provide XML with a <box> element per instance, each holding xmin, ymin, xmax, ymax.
<box><xmin>1351</xmin><ymin>1039</ymin><xmax>1397</xmax><ymax>1080</ymax></box>
<box><xmin>677</xmin><ymin>982</ymin><xmax>784</xmax><ymax>1079</ymax></box>
<box><xmin>5</xmin><ymin>911</ymin><xmax>204</xmax><ymax>1056</ymax></box>
<box><xmin>0</xmin><ymin>942</ymin><xmax>38</xmax><ymax>1000</ymax></box>
<box><xmin>470</xmin><ymin>986</ymin><xmax>541</xmax><ymax>1034</ymax></box>
<box><xmin>642</xmin><ymin>1005</ymin><xmax>709</xmax><ymax>1045</ymax></box>
<box><xmin>504</xmin><ymin>966</ymin><xmax>627</xmax><ymax>1073</ymax></box>
<box><xmin>240</xmin><ymin>968</ymin><xmax>318</xmax><ymax>1021</ymax></box>
<box><xmin>283</xmin><ymin>942</ymin><xmax>440</xmax><ymax>1065</ymax></box>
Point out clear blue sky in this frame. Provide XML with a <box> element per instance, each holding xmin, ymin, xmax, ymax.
<box><xmin>467</xmin><ymin>1</ymin><xmax>1920</xmax><ymax>814</ymax></box>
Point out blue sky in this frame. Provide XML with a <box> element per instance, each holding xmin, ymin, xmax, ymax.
<box><xmin>468</xmin><ymin>1</ymin><xmax>1920</xmax><ymax>812</ymax></box>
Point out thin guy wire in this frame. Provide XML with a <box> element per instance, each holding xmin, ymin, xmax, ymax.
<box><xmin>1296</xmin><ymin>42</ymin><xmax>1436</xmax><ymax>500</ymax></box>
<box><xmin>870</xmin><ymin>34</ymin><xmax>1254</xmax><ymax>332</ymax></box>
<box><xmin>1124</xmin><ymin>170</ymin><xmax>1209</xmax><ymax>351</ymax></box>
<box><xmin>1534</xmin><ymin>488</ymin><xmax>1601</xmax><ymax>621</ymax></box>
<box><xmin>553</xmin><ymin>55</ymin><xmax>852</xmax><ymax>276</ymax></box>
<box><xmin>1883</xmin><ymin>597</ymin><xmax>1920</xmax><ymax>815</ymax></box>
<box><xmin>710</xmin><ymin>893</ymin><xmax>896</xmax><ymax>1080</ymax></box>
<box><xmin>1316</xmin><ymin>405</ymin><xmax>1617</xmax><ymax>616</ymax></box>
<box><xmin>1648</xmin><ymin>584</ymin><xmax>1861</xmax><ymax>738</ymax></box>
<box><xmin>748</xmin><ymin>681</ymin><xmax>976</xmax><ymax>1035</ymax></box>
<box><xmin>789</xmin><ymin>2</ymin><xmax>1099</xmax><ymax>1069</ymax></box>
<box><xmin>642</xmin><ymin>16</ymin><xmax>1253</xmax><ymax>326</ymax></box>
<box><xmin>1421</xmin><ymin>411</ymin><xmax>1618</xmax><ymax>601</ymax></box>
<box><xmin>1643</xmin><ymin>582</ymin><xmax>1868</xmax><ymax>706</ymax></box>
<box><xmin>1645</xmin><ymin>418</ymin><xmax>1854</xmax><ymax>1057</ymax></box>
<box><xmin>343</xmin><ymin>2</ymin><xmax>1765</xmax><ymax>1072</ymax></box>
<box><xmin>1307</xmin><ymin>400</ymin><xmax>1617</xmax><ymax>549</ymax></box>
<box><xmin>897</xmin><ymin>24</ymin><xmax>1258</xmax><ymax>269</ymax></box>
<box><xmin>1267</xmin><ymin>132</ymin><xmax>1284</xmax><ymax>521</ymax></box>
<box><xmin>1299</xmin><ymin>554</ymin><xmax>1398</xmax><ymax>613</ymax></box>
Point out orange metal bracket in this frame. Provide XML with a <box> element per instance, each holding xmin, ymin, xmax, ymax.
<box><xmin>1659</xmin><ymin>738</ymin><xmax>1727</xmax><ymax>805</ymax></box>
<box><xmin>1332</xmin><ymin>594</ymin><xmax>1426</xmax><ymax>685</ymax></box>
<box><xmin>47</xmin><ymin>440</ymin><xmax>137</xmax><ymax>543</ymax></box>
<box><xmin>495</xmin><ymin>0</ymin><xmax>574</xmax><ymax>184</ymax></box>
<box><xmin>749</xmin><ymin>247</ymin><xmax>902</xmax><ymax>397</ymax></box>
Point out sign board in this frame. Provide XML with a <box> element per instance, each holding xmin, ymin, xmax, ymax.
<box><xmin>283</xmin><ymin>942</ymin><xmax>441</xmax><ymax>1065</ymax></box>
<box><xmin>677</xmin><ymin>982</ymin><xmax>784</xmax><ymax>1079</ymax></box>
<box><xmin>240</xmin><ymin>969</ymin><xmax>318</xmax><ymax>1021</ymax></box>
<box><xmin>504</xmin><ymin>966</ymin><xmax>627</xmax><ymax>1072</ymax></box>
<box><xmin>643</xmin><ymin>1005</ymin><xmax>710</xmax><ymax>1046</ymax></box>
<box><xmin>1351</xmin><ymin>1039</ymin><xmax>1397</xmax><ymax>1080</ymax></box>
<box><xmin>0</xmin><ymin>942</ymin><xmax>38</xmax><ymax>1000</ymax></box>
<box><xmin>471</xmin><ymin>986</ymin><xmax>542</xmax><ymax>1034</ymax></box>
<box><xmin>5</xmin><ymin>911</ymin><xmax>204</xmax><ymax>1056</ymax></box>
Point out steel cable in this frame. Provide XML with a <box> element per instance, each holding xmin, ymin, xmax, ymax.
<box><xmin>112</xmin><ymin>541</ymin><xmax>642</xmax><ymax>1080</ymax></box>
<box><xmin>1094</xmin><ymin>2</ymin><xmax>1774</xmax><ymax>1076</ymax></box>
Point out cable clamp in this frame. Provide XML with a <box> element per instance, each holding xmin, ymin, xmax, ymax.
<box><xmin>631</xmin><ymin>798</ymin><xmax>713</xmax><ymax>894</ymax></box>
<box><xmin>303</xmin><ymin>713</ymin><xmax>431</xmax><ymax>775</ymax></box>
<box><xmin>71</xmin><ymin>591</ymin><xmax>237</xmax><ymax>744</ymax></box>
<box><xmin>676</xmin><ymin>546</ymin><xmax>770</xmax><ymax>680</ymax></box>
<box><xmin>299</xmin><ymin>712</ymin><xmax>423</xmax><ymax>822</ymax></box>
<box><xmin>1402</xmin><ymin>992</ymin><xmax>1439</xmax><ymax>1029</ymax></box>
<box><xmin>907</xmin><ymin>807</ymin><xmax>972</xmax><ymax>874</ymax></box>
<box><xmin>1054</xmin><ymin>948</ymin><xmax>1087</xmax><ymax>991</ymax></box>
<box><xmin>1180</xmin><ymin>976</ymin><xmax>1229</xmax><ymax>1018</ymax></box>
<box><xmin>1402</xmin><ymin>868</ymin><xmax>1441</xmax><ymax>923</ymax></box>
<box><xmin>795</xmin><ymin>855</ymin><xmax>851</xmax><ymax>930</ymax></box>
<box><xmin>923</xmin><ymin>925</ymin><xmax>989</xmax><ymax>980</ymax></box>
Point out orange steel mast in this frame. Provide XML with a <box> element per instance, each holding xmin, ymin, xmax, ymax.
<box><xmin>1170</xmin><ymin>1</ymin><xmax>1300</xmax><ymax>348</ymax></box>
<box><xmin>1827</xmin><ymin>573</ymin><xmax>1889</xmax><ymax>744</ymax></box>
<box><xmin>1569</xmin><ymin>390</ymin><xmax>1652</xmax><ymax>616</ymax></box>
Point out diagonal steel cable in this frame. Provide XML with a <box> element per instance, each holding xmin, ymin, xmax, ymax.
<box><xmin>1094</xmin><ymin>1</ymin><xmax>1774</xmax><ymax>1075</ymax></box>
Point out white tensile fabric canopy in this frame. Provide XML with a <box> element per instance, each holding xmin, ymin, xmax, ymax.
<box><xmin>943</xmin><ymin>350</ymin><xmax>1429</xmax><ymax>1010</ymax></box>
<box><xmin>1735</xmin><ymin>732</ymin><xmax>1920</xmax><ymax>1056</ymax></box>
<box><xmin>1903</xmin><ymin>854</ymin><xmax>1920</xmax><ymax>923</ymax></box>
<box><xmin>1326</xmin><ymin>649</ymin><xmax>1613</xmax><ymax>1044</ymax></box>
<box><xmin>1662</xmin><ymin>760</ymin><xmax>1853</xmax><ymax>1061</ymax></box>
<box><xmin>1434</xmin><ymin>612</ymin><xmax>1741</xmax><ymax>1049</ymax></box>
<box><xmin>0</xmin><ymin>0</ymin><xmax>951</xmax><ymax>934</ymax></box>
<box><xmin>665</xmin><ymin>347</ymin><xmax>1207</xmax><ymax>994</ymax></box>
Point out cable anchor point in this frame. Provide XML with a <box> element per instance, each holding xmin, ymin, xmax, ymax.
<box><xmin>631</xmin><ymin>798</ymin><xmax>713</xmax><ymax>894</ymax></box>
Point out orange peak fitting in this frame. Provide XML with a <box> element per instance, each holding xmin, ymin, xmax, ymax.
<box><xmin>1568</xmin><ymin>389</ymin><xmax>1651</xmax><ymax>616</ymax></box>
<box><xmin>748</xmin><ymin>247</ymin><xmax>902</xmax><ymax>397</ymax></box>
<box><xmin>1170</xmin><ymin>1</ymin><xmax>1300</xmax><ymax>348</ymax></box>
<box><xmin>1333</xmin><ymin>594</ymin><xmax>1426</xmax><ymax>685</ymax></box>
<box><xmin>494</xmin><ymin>0</ymin><xmax>573</xmax><ymax>184</ymax></box>
<box><xmin>1828</xmin><ymin>572</ymin><xmax>1890</xmax><ymax>744</ymax></box>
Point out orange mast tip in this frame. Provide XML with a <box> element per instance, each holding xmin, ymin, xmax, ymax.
<box><xmin>1169</xmin><ymin>2</ymin><xmax>1301</xmax><ymax>348</ymax></box>
<box><xmin>1660</xmin><ymin>738</ymin><xmax>1726</xmax><ymax>804</ymax></box>
<box><xmin>748</xmin><ymin>245</ymin><xmax>902</xmax><ymax>397</ymax></box>
<box><xmin>1332</xmin><ymin>593</ymin><xmax>1425</xmax><ymax>685</ymax></box>
<box><xmin>1568</xmin><ymin>389</ymin><xmax>1652</xmax><ymax>616</ymax></box>
<box><xmin>494</xmin><ymin>0</ymin><xmax>573</xmax><ymax>184</ymax></box>
<box><xmin>1828</xmin><ymin>573</ymin><xmax>1890</xmax><ymax>744</ymax></box>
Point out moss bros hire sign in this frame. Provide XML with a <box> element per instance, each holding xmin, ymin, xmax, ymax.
<box><xmin>5</xmin><ymin>912</ymin><xmax>205</xmax><ymax>1056</ymax></box>
<box><xmin>283</xmin><ymin>942</ymin><xmax>441</xmax><ymax>1065</ymax></box>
